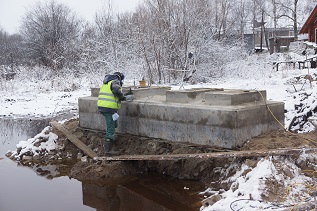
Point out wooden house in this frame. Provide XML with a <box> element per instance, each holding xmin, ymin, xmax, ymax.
<box><xmin>244</xmin><ymin>27</ymin><xmax>295</xmax><ymax>53</ymax></box>
<box><xmin>300</xmin><ymin>6</ymin><xmax>317</xmax><ymax>43</ymax></box>
<box><xmin>269</xmin><ymin>36</ymin><xmax>295</xmax><ymax>54</ymax></box>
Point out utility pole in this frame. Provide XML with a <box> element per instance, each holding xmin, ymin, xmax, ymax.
<box><xmin>253</xmin><ymin>0</ymin><xmax>256</xmax><ymax>50</ymax></box>
<box><xmin>260</xmin><ymin>10</ymin><xmax>264</xmax><ymax>51</ymax></box>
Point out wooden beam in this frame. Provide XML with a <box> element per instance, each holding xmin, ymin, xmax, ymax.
<box><xmin>50</xmin><ymin>121</ymin><xmax>97</xmax><ymax>158</ymax></box>
<box><xmin>96</xmin><ymin>147</ymin><xmax>317</xmax><ymax>161</ymax></box>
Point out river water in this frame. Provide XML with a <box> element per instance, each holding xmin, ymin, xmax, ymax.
<box><xmin>0</xmin><ymin>118</ymin><xmax>205</xmax><ymax>211</ymax></box>
<box><xmin>0</xmin><ymin>118</ymin><xmax>93</xmax><ymax>211</ymax></box>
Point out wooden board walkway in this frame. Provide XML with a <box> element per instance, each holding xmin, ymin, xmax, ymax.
<box><xmin>50</xmin><ymin>121</ymin><xmax>98</xmax><ymax>158</ymax></box>
<box><xmin>96</xmin><ymin>147</ymin><xmax>317</xmax><ymax>161</ymax></box>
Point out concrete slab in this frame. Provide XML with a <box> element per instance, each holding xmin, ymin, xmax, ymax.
<box><xmin>79</xmin><ymin>86</ymin><xmax>284</xmax><ymax>149</ymax></box>
<box><xmin>204</xmin><ymin>89</ymin><xmax>267</xmax><ymax>105</ymax></box>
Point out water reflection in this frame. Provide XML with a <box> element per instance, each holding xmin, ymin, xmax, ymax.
<box><xmin>17</xmin><ymin>160</ymin><xmax>76</xmax><ymax>179</ymax></box>
<box><xmin>0</xmin><ymin>117</ymin><xmax>50</xmax><ymax>139</ymax></box>
<box><xmin>0</xmin><ymin>158</ymin><xmax>93</xmax><ymax>211</ymax></box>
<box><xmin>0</xmin><ymin>117</ymin><xmax>52</xmax><ymax>155</ymax></box>
<box><xmin>82</xmin><ymin>174</ymin><xmax>204</xmax><ymax>211</ymax></box>
<box><xmin>1</xmin><ymin>117</ymin><xmax>93</xmax><ymax>211</ymax></box>
<box><xmin>14</xmin><ymin>160</ymin><xmax>204</xmax><ymax>211</ymax></box>
<box><xmin>0</xmin><ymin>114</ymin><xmax>74</xmax><ymax>153</ymax></box>
<box><xmin>1</xmin><ymin>117</ymin><xmax>205</xmax><ymax>211</ymax></box>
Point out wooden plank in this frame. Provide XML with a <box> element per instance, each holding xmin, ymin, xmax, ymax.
<box><xmin>50</xmin><ymin>121</ymin><xmax>97</xmax><ymax>158</ymax></box>
<box><xmin>96</xmin><ymin>147</ymin><xmax>317</xmax><ymax>161</ymax></box>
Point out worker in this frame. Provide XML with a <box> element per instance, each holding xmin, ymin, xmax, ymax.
<box><xmin>97</xmin><ymin>72</ymin><xmax>126</xmax><ymax>155</ymax></box>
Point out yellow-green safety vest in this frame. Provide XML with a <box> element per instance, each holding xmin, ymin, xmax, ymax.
<box><xmin>97</xmin><ymin>81</ymin><xmax>121</xmax><ymax>109</ymax></box>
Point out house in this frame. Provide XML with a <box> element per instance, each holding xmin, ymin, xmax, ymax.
<box><xmin>299</xmin><ymin>5</ymin><xmax>317</xmax><ymax>43</ymax></box>
<box><xmin>268</xmin><ymin>36</ymin><xmax>295</xmax><ymax>54</ymax></box>
<box><xmin>244</xmin><ymin>27</ymin><xmax>295</xmax><ymax>53</ymax></box>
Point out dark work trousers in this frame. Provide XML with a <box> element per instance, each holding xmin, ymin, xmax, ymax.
<box><xmin>101</xmin><ymin>112</ymin><xmax>115</xmax><ymax>141</ymax></box>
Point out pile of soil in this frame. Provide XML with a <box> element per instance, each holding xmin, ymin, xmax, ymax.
<box><xmin>242</xmin><ymin>129</ymin><xmax>317</xmax><ymax>150</ymax></box>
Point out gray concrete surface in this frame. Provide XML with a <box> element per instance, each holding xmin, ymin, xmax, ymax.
<box><xmin>79</xmin><ymin>87</ymin><xmax>284</xmax><ymax>149</ymax></box>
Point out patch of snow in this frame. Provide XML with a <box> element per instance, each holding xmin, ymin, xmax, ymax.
<box><xmin>202</xmin><ymin>156</ymin><xmax>316</xmax><ymax>211</ymax></box>
<box><xmin>9</xmin><ymin>126</ymin><xmax>58</xmax><ymax>160</ymax></box>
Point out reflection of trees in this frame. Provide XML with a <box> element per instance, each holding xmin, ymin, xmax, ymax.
<box><xmin>17</xmin><ymin>160</ymin><xmax>76</xmax><ymax>180</ymax></box>
<box><xmin>83</xmin><ymin>184</ymin><xmax>120</xmax><ymax>211</ymax></box>
<box><xmin>82</xmin><ymin>174</ymin><xmax>204</xmax><ymax>211</ymax></box>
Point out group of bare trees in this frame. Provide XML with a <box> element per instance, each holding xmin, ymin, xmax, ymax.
<box><xmin>0</xmin><ymin>0</ymin><xmax>316</xmax><ymax>83</ymax></box>
<box><xmin>0</xmin><ymin>29</ymin><xmax>24</xmax><ymax>71</ymax></box>
<box><xmin>20</xmin><ymin>1</ymin><xmax>82</xmax><ymax>69</ymax></box>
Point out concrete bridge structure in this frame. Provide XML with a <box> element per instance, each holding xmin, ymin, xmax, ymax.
<box><xmin>78</xmin><ymin>87</ymin><xmax>284</xmax><ymax>149</ymax></box>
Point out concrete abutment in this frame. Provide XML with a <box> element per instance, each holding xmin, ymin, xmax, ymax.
<box><xmin>78</xmin><ymin>87</ymin><xmax>284</xmax><ymax>149</ymax></box>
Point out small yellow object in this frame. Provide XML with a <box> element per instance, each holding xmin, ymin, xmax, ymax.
<box><xmin>139</xmin><ymin>80</ymin><xmax>146</xmax><ymax>87</ymax></box>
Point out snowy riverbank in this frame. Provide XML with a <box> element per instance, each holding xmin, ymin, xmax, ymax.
<box><xmin>3</xmin><ymin>52</ymin><xmax>317</xmax><ymax>210</ymax></box>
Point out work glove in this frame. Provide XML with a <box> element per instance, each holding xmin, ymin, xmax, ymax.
<box><xmin>125</xmin><ymin>94</ymin><xmax>134</xmax><ymax>101</ymax></box>
<box><xmin>120</xmin><ymin>96</ymin><xmax>126</xmax><ymax>101</ymax></box>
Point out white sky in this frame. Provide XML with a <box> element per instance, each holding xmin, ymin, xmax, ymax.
<box><xmin>0</xmin><ymin>0</ymin><xmax>141</xmax><ymax>34</ymax></box>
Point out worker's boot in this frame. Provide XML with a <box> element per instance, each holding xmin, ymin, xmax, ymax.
<box><xmin>104</xmin><ymin>139</ymin><xmax>119</xmax><ymax>156</ymax></box>
<box><xmin>104</xmin><ymin>139</ymin><xmax>112</xmax><ymax>153</ymax></box>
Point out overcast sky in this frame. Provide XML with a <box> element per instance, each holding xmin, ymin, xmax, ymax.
<box><xmin>0</xmin><ymin>0</ymin><xmax>141</xmax><ymax>34</ymax></box>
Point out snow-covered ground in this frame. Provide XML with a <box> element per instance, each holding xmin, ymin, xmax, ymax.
<box><xmin>201</xmin><ymin>154</ymin><xmax>317</xmax><ymax>211</ymax></box>
<box><xmin>2</xmin><ymin>51</ymin><xmax>317</xmax><ymax>210</ymax></box>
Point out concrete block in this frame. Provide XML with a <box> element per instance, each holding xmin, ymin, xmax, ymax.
<box><xmin>79</xmin><ymin>112</ymin><xmax>105</xmax><ymax>131</ymax></box>
<box><xmin>204</xmin><ymin>90</ymin><xmax>267</xmax><ymax>106</ymax></box>
<box><xmin>91</xmin><ymin>86</ymin><xmax>170</xmax><ymax>98</ymax></box>
<box><xmin>132</xmin><ymin>87</ymin><xmax>169</xmax><ymax>99</ymax></box>
<box><xmin>78</xmin><ymin>97</ymin><xmax>99</xmax><ymax>113</ymax></box>
<box><xmin>117</xmin><ymin>101</ymin><xmax>284</xmax><ymax>148</ymax></box>
<box><xmin>166</xmin><ymin>88</ymin><xmax>214</xmax><ymax>103</ymax></box>
<box><xmin>91</xmin><ymin>88</ymin><xmax>100</xmax><ymax>97</ymax></box>
<box><xmin>78</xmin><ymin>87</ymin><xmax>284</xmax><ymax>149</ymax></box>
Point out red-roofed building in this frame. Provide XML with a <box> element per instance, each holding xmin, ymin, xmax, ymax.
<box><xmin>300</xmin><ymin>6</ymin><xmax>317</xmax><ymax>42</ymax></box>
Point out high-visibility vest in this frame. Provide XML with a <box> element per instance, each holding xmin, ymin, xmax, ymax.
<box><xmin>97</xmin><ymin>81</ymin><xmax>121</xmax><ymax>109</ymax></box>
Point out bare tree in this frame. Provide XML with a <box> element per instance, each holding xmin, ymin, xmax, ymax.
<box><xmin>278</xmin><ymin>0</ymin><xmax>300</xmax><ymax>40</ymax></box>
<box><xmin>0</xmin><ymin>28</ymin><xmax>24</xmax><ymax>70</ymax></box>
<box><xmin>304</xmin><ymin>0</ymin><xmax>317</xmax><ymax>14</ymax></box>
<box><xmin>0</xmin><ymin>29</ymin><xmax>10</xmax><ymax>66</ymax></box>
<box><xmin>92</xmin><ymin>0</ymin><xmax>141</xmax><ymax>75</ymax></box>
<box><xmin>20</xmin><ymin>0</ymin><xmax>82</xmax><ymax>69</ymax></box>
<box><xmin>132</xmin><ymin>0</ymin><xmax>217</xmax><ymax>83</ymax></box>
<box><xmin>231</xmin><ymin>0</ymin><xmax>253</xmax><ymax>45</ymax></box>
<box><xmin>95</xmin><ymin>1</ymin><xmax>118</xmax><ymax>67</ymax></box>
<box><xmin>210</xmin><ymin>0</ymin><xmax>234</xmax><ymax>40</ymax></box>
